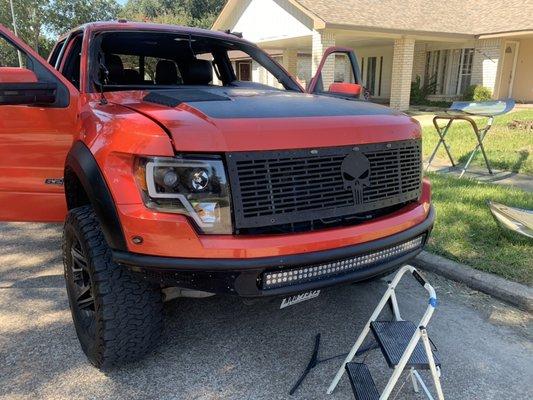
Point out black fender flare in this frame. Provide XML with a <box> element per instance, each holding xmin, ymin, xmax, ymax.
<box><xmin>65</xmin><ymin>141</ymin><xmax>127</xmax><ymax>251</ymax></box>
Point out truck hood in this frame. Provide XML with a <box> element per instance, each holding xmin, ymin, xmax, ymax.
<box><xmin>111</xmin><ymin>88</ymin><xmax>420</xmax><ymax>152</ymax></box>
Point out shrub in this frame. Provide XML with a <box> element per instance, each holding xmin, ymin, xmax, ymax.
<box><xmin>463</xmin><ymin>85</ymin><xmax>492</xmax><ymax>101</ymax></box>
<box><xmin>410</xmin><ymin>76</ymin><xmax>424</xmax><ymax>105</ymax></box>
<box><xmin>474</xmin><ymin>86</ymin><xmax>492</xmax><ymax>101</ymax></box>
<box><xmin>410</xmin><ymin>75</ymin><xmax>438</xmax><ymax>105</ymax></box>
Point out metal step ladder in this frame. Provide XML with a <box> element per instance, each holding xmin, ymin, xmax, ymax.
<box><xmin>327</xmin><ymin>265</ymin><xmax>445</xmax><ymax>400</ymax></box>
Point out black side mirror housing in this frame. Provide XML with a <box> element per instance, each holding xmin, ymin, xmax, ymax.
<box><xmin>0</xmin><ymin>82</ymin><xmax>57</xmax><ymax>106</ymax></box>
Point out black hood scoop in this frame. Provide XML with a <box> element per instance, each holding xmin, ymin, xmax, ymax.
<box><xmin>143</xmin><ymin>89</ymin><xmax>231</xmax><ymax>107</ymax></box>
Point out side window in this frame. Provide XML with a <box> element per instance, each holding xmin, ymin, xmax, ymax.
<box><xmin>314</xmin><ymin>52</ymin><xmax>356</xmax><ymax>93</ymax></box>
<box><xmin>0</xmin><ymin>30</ymin><xmax>71</xmax><ymax>108</ymax></box>
<box><xmin>0</xmin><ymin>35</ymin><xmax>28</xmax><ymax>68</ymax></box>
<box><xmin>309</xmin><ymin>50</ymin><xmax>362</xmax><ymax>99</ymax></box>
<box><xmin>60</xmin><ymin>35</ymin><xmax>83</xmax><ymax>89</ymax></box>
<box><xmin>334</xmin><ymin>54</ymin><xmax>356</xmax><ymax>84</ymax></box>
<box><xmin>48</xmin><ymin>39</ymin><xmax>66</xmax><ymax>68</ymax></box>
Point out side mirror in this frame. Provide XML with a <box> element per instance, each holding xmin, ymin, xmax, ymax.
<box><xmin>0</xmin><ymin>67</ymin><xmax>57</xmax><ymax>105</ymax></box>
<box><xmin>328</xmin><ymin>82</ymin><xmax>362</xmax><ymax>97</ymax></box>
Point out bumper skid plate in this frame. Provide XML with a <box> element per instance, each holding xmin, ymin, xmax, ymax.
<box><xmin>115</xmin><ymin>206</ymin><xmax>434</xmax><ymax>297</ymax></box>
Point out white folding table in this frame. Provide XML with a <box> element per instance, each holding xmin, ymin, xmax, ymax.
<box><xmin>425</xmin><ymin>99</ymin><xmax>515</xmax><ymax>177</ymax></box>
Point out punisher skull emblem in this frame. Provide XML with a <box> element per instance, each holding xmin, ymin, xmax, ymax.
<box><xmin>341</xmin><ymin>152</ymin><xmax>371</xmax><ymax>204</ymax></box>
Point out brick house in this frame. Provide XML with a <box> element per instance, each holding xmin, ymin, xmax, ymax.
<box><xmin>212</xmin><ymin>0</ymin><xmax>533</xmax><ymax>110</ymax></box>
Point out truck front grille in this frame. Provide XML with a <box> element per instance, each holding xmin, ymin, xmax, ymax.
<box><xmin>226</xmin><ymin>139</ymin><xmax>421</xmax><ymax>232</ymax></box>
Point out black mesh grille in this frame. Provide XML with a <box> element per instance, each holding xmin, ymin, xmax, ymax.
<box><xmin>227</xmin><ymin>139</ymin><xmax>421</xmax><ymax>230</ymax></box>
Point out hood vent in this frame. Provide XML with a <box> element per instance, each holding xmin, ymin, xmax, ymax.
<box><xmin>143</xmin><ymin>89</ymin><xmax>230</xmax><ymax>107</ymax></box>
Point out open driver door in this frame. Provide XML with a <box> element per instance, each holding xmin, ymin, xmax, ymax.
<box><xmin>307</xmin><ymin>46</ymin><xmax>365</xmax><ymax>100</ymax></box>
<box><xmin>0</xmin><ymin>25</ymin><xmax>80</xmax><ymax>222</ymax></box>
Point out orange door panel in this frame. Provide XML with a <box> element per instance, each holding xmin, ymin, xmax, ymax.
<box><xmin>0</xmin><ymin>25</ymin><xmax>80</xmax><ymax>222</ymax></box>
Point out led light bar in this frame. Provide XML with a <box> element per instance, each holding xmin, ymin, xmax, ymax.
<box><xmin>262</xmin><ymin>236</ymin><xmax>424</xmax><ymax>289</ymax></box>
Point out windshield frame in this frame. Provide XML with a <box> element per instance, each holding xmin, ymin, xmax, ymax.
<box><xmin>87</xmin><ymin>29</ymin><xmax>303</xmax><ymax>93</ymax></box>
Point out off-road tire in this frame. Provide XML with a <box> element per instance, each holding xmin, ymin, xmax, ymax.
<box><xmin>63</xmin><ymin>205</ymin><xmax>163</xmax><ymax>369</ymax></box>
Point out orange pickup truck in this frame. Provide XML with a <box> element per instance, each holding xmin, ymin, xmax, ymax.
<box><xmin>0</xmin><ymin>21</ymin><xmax>432</xmax><ymax>368</ymax></box>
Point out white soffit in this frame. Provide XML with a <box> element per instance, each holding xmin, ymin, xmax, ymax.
<box><xmin>232</xmin><ymin>0</ymin><xmax>312</xmax><ymax>42</ymax></box>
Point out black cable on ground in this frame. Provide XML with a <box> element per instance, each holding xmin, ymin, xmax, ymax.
<box><xmin>289</xmin><ymin>297</ymin><xmax>395</xmax><ymax>395</ymax></box>
<box><xmin>289</xmin><ymin>334</ymin><xmax>379</xmax><ymax>395</ymax></box>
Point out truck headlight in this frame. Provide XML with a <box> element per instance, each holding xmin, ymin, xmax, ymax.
<box><xmin>134</xmin><ymin>156</ymin><xmax>232</xmax><ymax>234</ymax></box>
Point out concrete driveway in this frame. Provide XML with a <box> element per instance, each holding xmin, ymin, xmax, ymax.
<box><xmin>1</xmin><ymin>222</ymin><xmax>532</xmax><ymax>400</ymax></box>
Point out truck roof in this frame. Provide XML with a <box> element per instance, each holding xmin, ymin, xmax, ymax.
<box><xmin>59</xmin><ymin>20</ymin><xmax>249</xmax><ymax>44</ymax></box>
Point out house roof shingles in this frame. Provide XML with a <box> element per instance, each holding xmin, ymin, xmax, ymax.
<box><xmin>294</xmin><ymin>0</ymin><xmax>533</xmax><ymax>36</ymax></box>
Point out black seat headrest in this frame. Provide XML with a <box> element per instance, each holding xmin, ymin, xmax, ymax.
<box><xmin>106</xmin><ymin>54</ymin><xmax>124</xmax><ymax>84</ymax></box>
<box><xmin>155</xmin><ymin>60</ymin><xmax>179</xmax><ymax>85</ymax></box>
<box><xmin>123</xmin><ymin>69</ymin><xmax>141</xmax><ymax>84</ymax></box>
<box><xmin>181</xmin><ymin>59</ymin><xmax>212</xmax><ymax>85</ymax></box>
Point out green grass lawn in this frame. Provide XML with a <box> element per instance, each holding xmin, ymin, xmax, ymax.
<box><xmin>422</xmin><ymin>109</ymin><xmax>533</xmax><ymax>175</ymax></box>
<box><xmin>427</xmin><ymin>172</ymin><xmax>533</xmax><ymax>285</ymax></box>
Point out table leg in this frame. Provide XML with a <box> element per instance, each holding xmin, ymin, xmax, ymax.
<box><xmin>426</xmin><ymin>117</ymin><xmax>455</xmax><ymax>171</ymax></box>
<box><xmin>460</xmin><ymin>117</ymin><xmax>494</xmax><ymax>177</ymax></box>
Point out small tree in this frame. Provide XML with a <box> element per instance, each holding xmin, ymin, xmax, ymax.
<box><xmin>120</xmin><ymin>0</ymin><xmax>226</xmax><ymax>28</ymax></box>
<box><xmin>0</xmin><ymin>0</ymin><xmax>120</xmax><ymax>58</ymax></box>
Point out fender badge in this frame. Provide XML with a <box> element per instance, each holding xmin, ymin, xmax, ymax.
<box><xmin>45</xmin><ymin>178</ymin><xmax>64</xmax><ymax>186</ymax></box>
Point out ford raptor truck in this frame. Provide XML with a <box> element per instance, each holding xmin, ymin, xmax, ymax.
<box><xmin>0</xmin><ymin>21</ymin><xmax>433</xmax><ymax>368</ymax></box>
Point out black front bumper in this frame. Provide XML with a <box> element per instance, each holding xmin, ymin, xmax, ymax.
<box><xmin>113</xmin><ymin>206</ymin><xmax>435</xmax><ymax>297</ymax></box>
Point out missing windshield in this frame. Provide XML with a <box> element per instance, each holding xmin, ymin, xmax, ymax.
<box><xmin>90</xmin><ymin>30</ymin><xmax>301</xmax><ymax>93</ymax></box>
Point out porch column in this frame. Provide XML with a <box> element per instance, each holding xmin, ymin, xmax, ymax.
<box><xmin>283</xmin><ymin>49</ymin><xmax>298</xmax><ymax>77</ymax></box>
<box><xmin>390</xmin><ymin>37</ymin><xmax>415</xmax><ymax>111</ymax></box>
<box><xmin>312</xmin><ymin>30</ymin><xmax>335</xmax><ymax>89</ymax></box>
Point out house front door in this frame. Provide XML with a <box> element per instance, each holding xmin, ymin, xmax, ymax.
<box><xmin>237</xmin><ymin>61</ymin><xmax>251</xmax><ymax>81</ymax></box>
<box><xmin>499</xmin><ymin>41</ymin><xmax>519</xmax><ymax>99</ymax></box>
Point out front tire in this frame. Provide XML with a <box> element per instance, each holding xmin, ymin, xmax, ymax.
<box><xmin>63</xmin><ymin>205</ymin><xmax>163</xmax><ymax>369</ymax></box>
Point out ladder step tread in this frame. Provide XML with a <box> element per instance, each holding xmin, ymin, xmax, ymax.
<box><xmin>345</xmin><ymin>362</ymin><xmax>380</xmax><ymax>400</ymax></box>
<box><xmin>370</xmin><ymin>320</ymin><xmax>440</xmax><ymax>370</ymax></box>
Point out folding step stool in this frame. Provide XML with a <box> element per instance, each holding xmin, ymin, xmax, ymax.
<box><xmin>327</xmin><ymin>265</ymin><xmax>444</xmax><ymax>400</ymax></box>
